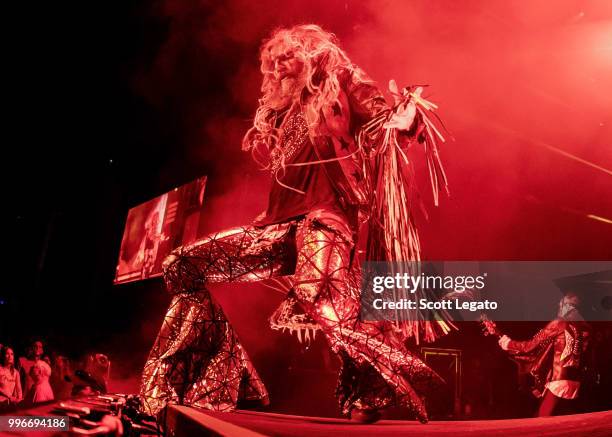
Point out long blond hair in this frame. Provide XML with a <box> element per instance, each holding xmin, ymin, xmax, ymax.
<box><xmin>242</xmin><ymin>24</ymin><xmax>363</xmax><ymax>166</ymax></box>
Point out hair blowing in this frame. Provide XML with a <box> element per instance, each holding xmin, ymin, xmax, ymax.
<box><xmin>241</xmin><ymin>24</ymin><xmax>367</xmax><ymax>168</ymax></box>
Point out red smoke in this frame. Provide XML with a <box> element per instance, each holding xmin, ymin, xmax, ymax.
<box><xmin>136</xmin><ymin>0</ymin><xmax>611</xmax><ymax>260</ymax></box>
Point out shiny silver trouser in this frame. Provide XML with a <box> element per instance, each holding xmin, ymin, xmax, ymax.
<box><xmin>140</xmin><ymin>216</ymin><xmax>441</xmax><ymax>422</ymax></box>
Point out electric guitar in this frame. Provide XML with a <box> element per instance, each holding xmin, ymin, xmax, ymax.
<box><xmin>479</xmin><ymin>315</ymin><xmax>533</xmax><ymax>377</ymax></box>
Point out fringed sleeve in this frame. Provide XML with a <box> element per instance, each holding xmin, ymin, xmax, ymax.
<box><xmin>350</xmin><ymin>77</ymin><xmax>455</xmax><ymax>343</ymax></box>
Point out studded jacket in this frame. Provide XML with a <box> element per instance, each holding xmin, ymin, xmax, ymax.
<box><xmin>508</xmin><ymin>319</ymin><xmax>590</xmax><ymax>392</ymax></box>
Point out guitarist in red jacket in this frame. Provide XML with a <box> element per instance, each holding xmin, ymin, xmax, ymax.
<box><xmin>498</xmin><ymin>292</ymin><xmax>591</xmax><ymax>417</ymax></box>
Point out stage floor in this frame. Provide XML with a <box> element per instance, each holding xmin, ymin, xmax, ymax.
<box><xmin>167</xmin><ymin>406</ymin><xmax>612</xmax><ymax>437</ymax></box>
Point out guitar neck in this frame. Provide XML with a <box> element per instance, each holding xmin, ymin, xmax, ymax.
<box><xmin>480</xmin><ymin>316</ymin><xmax>502</xmax><ymax>338</ymax></box>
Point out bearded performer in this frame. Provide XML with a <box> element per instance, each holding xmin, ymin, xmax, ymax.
<box><xmin>141</xmin><ymin>24</ymin><xmax>453</xmax><ymax>423</ymax></box>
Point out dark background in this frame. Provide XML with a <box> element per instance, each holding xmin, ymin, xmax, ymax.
<box><xmin>2</xmin><ymin>0</ymin><xmax>611</xmax><ymax>418</ymax></box>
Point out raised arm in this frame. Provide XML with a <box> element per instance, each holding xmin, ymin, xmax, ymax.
<box><xmin>343</xmin><ymin>68</ymin><xmax>425</xmax><ymax>152</ymax></box>
<box><xmin>343</xmin><ymin>68</ymin><xmax>389</xmax><ymax>129</ymax></box>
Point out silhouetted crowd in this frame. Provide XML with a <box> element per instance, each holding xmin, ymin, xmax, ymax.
<box><xmin>0</xmin><ymin>339</ymin><xmax>110</xmax><ymax>411</ymax></box>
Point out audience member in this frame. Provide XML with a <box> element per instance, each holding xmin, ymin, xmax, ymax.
<box><xmin>20</xmin><ymin>340</ymin><xmax>54</xmax><ymax>403</ymax></box>
<box><xmin>0</xmin><ymin>346</ymin><xmax>23</xmax><ymax>405</ymax></box>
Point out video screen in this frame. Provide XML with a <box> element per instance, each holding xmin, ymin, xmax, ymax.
<box><xmin>114</xmin><ymin>176</ymin><xmax>207</xmax><ymax>284</ymax></box>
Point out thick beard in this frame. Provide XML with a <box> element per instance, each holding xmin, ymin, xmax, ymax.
<box><xmin>266</xmin><ymin>75</ymin><xmax>305</xmax><ymax>110</ymax></box>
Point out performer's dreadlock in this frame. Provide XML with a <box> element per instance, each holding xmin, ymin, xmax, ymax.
<box><xmin>243</xmin><ymin>25</ymin><xmax>370</xmax><ymax>172</ymax></box>
<box><xmin>245</xmin><ymin>26</ymin><xmax>353</xmax><ymax>142</ymax></box>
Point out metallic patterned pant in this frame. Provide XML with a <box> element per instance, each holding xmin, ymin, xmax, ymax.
<box><xmin>140</xmin><ymin>216</ymin><xmax>442</xmax><ymax>422</ymax></box>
